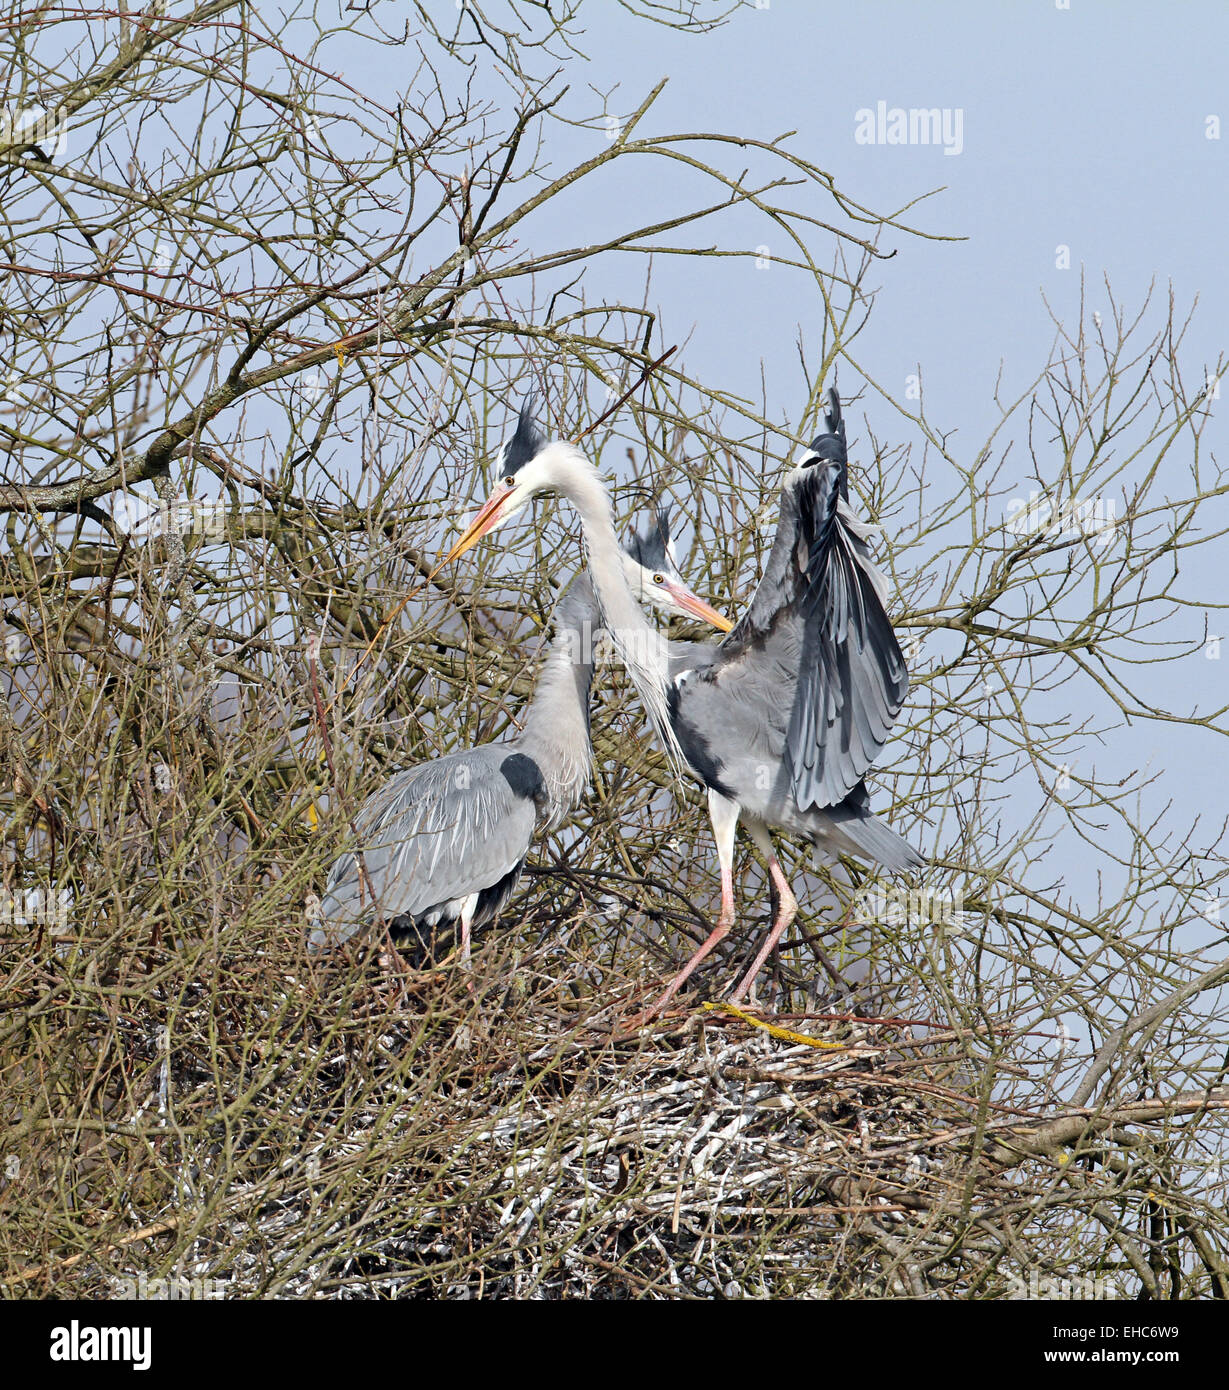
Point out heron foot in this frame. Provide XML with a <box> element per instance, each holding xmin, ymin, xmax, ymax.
<box><xmin>727</xmin><ymin>885</ymin><xmax>797</xmax><ymax>1005</ymax></box>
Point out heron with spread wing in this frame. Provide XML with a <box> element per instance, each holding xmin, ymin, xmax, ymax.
<box><xmin>311</xmin><ymin>512</ymin><xmax>730</xmax><ymax>960</ymax></box>
<box><xmin>446</xmin><ymin>392</ymin><xmax>920</xmax><ymax>1010</ymax></box>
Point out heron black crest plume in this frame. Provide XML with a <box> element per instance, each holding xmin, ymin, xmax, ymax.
<box><xmin>500</xmin><ymin>394</ymin><xmax>544</xmax><ymax>477</ymax></box>
<box><xmin>807</xmin><ymin>388</ymin><xmax>849</xmax><ymax>502</ymax></box>
<box><xmin>624</xmin><ymin>503</ymin><xmax>675</xmax><ymax>574</ymax></box>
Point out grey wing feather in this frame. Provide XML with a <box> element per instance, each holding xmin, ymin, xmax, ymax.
<box><xmin>667</xmin><ymin>636</ymin><xmax>718</xmax><ymax>681</ymax></box>
<box><xmin>315</xmin><ymin>745</ymin><xmax>537</xmax><ymax>944</ymax></box>
<box><xmin>711</xmin><ymin>449</ymin><xmax>908</xmax><ymax>810</ymax></box>
<box><xmin>824</xmin><ymin>781</ymin><xmax>924</xmax><ymax>872</ymax></box>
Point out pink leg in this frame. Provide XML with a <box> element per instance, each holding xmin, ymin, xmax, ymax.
<box><xmin>648</xmin><ymin>864</ymin><xmax>735</xmax><ymax>1013</ymax></box>
<box><xmin>642</xmin><ymin>792</ymin><xmax>740</xmax><ymax>1018</ymax></box>
<box><xmin>457</xmin><ymin>895</ymin><xmax>477</xmax><ymax>991</ymax></box>
<box><xmin>728</xmin><ymin>825</ymin><xmax>797</xmax><ymax>1005</ymax></box>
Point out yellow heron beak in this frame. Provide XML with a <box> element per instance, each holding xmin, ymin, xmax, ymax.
<box><xmin>664</xmin><ymin>578</ymin><xmax>735</xmax><ymax>633</ymax></box>
<box><xmin>443</xmin><ymin>483</ymin><xmax>517</xmax><ymax>565</ymax></box>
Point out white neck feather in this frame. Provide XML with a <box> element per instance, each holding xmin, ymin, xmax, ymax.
<box><xmin>539</xmin><ymin>442</ymin><xmax>687</xmax><ymax>775</ymax></box>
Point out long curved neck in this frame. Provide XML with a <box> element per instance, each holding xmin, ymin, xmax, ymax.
<box><xmin>517</xmin><ymin>576</ymin><xmax>599</xmax><ymax>823</ymax></box>
<box><xmin>544</xmin><ymin>443</ymin><xmax>685</xmax><ymax>774</ymax></box>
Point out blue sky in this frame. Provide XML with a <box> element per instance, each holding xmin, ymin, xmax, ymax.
<box><xmin>544</xmin><ymin>1</ymin><xmax>1227</xmax><ymax>434</ymax></box>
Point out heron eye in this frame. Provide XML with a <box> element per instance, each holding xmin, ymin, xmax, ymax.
<box><xmin>502</xmin><ymin>475</ymin><xmax>515</xmax><ymax>487</ymax></box>
<box><xmin>653</xmin><ymin>572</ymin><xmax>665</xmax><ymax>584</ymax></box>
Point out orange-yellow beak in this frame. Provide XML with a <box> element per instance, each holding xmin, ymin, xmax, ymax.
<box><xmin>443</xmin><ymin>483</ymin><xmax>517</xmax><ymax>565</ymax></box>
<box><xmin>664</xmin><ymin>578</ymin><xmax>735</xmax><ymax>632</ymax></box>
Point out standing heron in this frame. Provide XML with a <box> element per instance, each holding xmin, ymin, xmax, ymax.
<box><xmin>446</xmin><ymin>392</ymin><xmax>920</xmax><ymax>1009</ymax></box>
<box><xmin>310</xmin><ymin>513</ymin><xmax>730</xmax><ymax>959</ymax></box>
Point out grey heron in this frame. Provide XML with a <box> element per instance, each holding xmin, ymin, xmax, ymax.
<box><xmin>446</xmin><ymin>392</ymin><xmax>921</xmax><ymax>1011</ymax></box>
<box><xmin>310</xmin><ymin>510</ymin><xmax>731</xmax><ymax>959</ymax></box>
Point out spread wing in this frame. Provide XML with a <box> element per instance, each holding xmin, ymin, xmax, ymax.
<box><xmin>313</xmin><ymin>745</ymin><xmax>541</xmax><ymax>945</ymax></box>
<box><xmin>698</xmin><ymin>393</ymin><xmax>908</xmax><ymax>810</ymax></box>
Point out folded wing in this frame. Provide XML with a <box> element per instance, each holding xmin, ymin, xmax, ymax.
<box><xmin>314</xmin><ymin>746</ymin><xmax>539</xmax><ymax>945</ymax></box>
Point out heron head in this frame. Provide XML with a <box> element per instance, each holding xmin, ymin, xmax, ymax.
<box><xmin>802</xmin><ymin>387</ymin><xmax>848</xmax><ymax>479</ymax></box>
<box><xmin>445</xmin><ymin>405</ymin><xmax>728</xmax><ymax>634</ymax></box>
<box><xmin>444</xmin><ymin>396</ymin><xmax>556</xmax><ymax>563</ymax></box>
<box><xmin>621</xmin><ymin>504</ymin><xmax>733</xmax><ymax>632</ymax></box>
